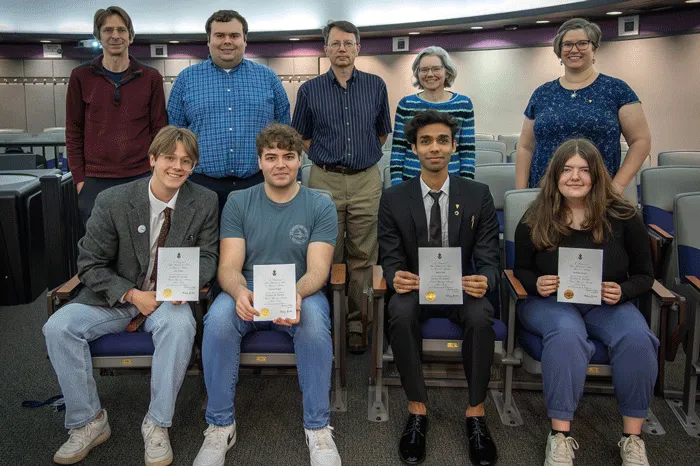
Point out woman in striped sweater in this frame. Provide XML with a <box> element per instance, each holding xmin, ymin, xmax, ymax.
<box><xmin>390</xmin><ymin>46</ymin><xmax>476</xmax><ymax>186</ymax></box>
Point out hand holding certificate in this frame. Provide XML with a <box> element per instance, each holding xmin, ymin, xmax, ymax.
<box><xmin>419</xmin><ymin>247</ymin><xmax>463</xmax><ymax>305</ymax></box>
<box><xmin>557</xmin><ymin>247</ymin><xmax>603</xmax><ymax>305</ymax></box>
<box><xmin>253</xmin><ymin>264</ymin><xmax>296</xmax><ymax>322</ymax></box>
<box><xmin>156</xmin><ymin>247</ymin><xmax>200</xmax><ymax>301</ymax></box>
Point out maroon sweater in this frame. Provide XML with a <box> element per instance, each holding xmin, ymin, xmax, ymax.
<box><xmin>65</xmin><ymin>55</ymin><xmax>167</xmax><ymax>184</ymax></box>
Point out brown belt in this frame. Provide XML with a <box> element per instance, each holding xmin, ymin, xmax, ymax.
<box><xmin>317</xmin><ymin>163</ymin><xmax>369</xmax><ymax>175</ymax></box>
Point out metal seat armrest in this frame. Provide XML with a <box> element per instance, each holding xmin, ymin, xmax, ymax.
<box><xmin>504</xmin><ymin>270</ymin><xmax>528</xmax><ymax>300</ymax></box>
<box><xmin>687</xmin><ymin>276</ymin><xmax>700</xmax><ymax>294</ymax></box>
<box><xmin>651</xmin><ymin>280</ymin><xmax>677</xmax><ymax>304</ymax></box>
<box><xmin>648</xmin><ymin>224</ymin><xmax>673</xmax><ymax>242</ymax></box>
<box><xmin>331</xmin><ymin>263</ymin><xmax>346</xmax><ymax>290</ymax></box>
<box><xmin>372</xmin><ymin>265</ymin><xmax>386</xmax><ymax>296</ymax></box>
<box><xmin>47</xmin><ymin>275</ymin><xmax>82</xmax><ymax>316</ymax></box>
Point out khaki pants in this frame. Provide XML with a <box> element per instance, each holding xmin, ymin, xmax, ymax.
<box><xmin>309</xmin><ymin>164</ymin><xmax>381</xmax><ymax>346</ymax></box>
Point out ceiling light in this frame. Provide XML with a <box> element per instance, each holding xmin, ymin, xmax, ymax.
<box><xmin>408</xmin><ymin>31</ymin><xmax>420</xmax><ymax>35</ymax></box>
<box><xmin>471</xmin><ymin>26</ymin><xmax>483</xmax><ymax>30</ymax></box>
<box><xmin>169</xmin><ymin>40</ymin><xmax>180</xmax><ymax>44</ymax></box>
<box><xmin>536</xmin><ymin>20</ymin><xmax>550</xmax><ymax>24</ymax></box>
<box><xmin>685</xmin><ymin>0</ymin><xmax>700</xmax><ymax>3</ymax></box>
<box><xmin>91</xmin><ymin>40</ymin><xmax>99</xmax><ymax>47</ymax></box>
<box><xmin>606</xmin><ymin>11</ymin><xmax>623</xmax><ymax>15</ymax></box>
<box><xmin>40</xmin><ymin>40</ymin><xmax>51</xmax><ymax>43</ymax></box>
<box><xmin>289</xmin><ymin>37</ymin><xmax>300</xmax><ymax>41</ymax></box>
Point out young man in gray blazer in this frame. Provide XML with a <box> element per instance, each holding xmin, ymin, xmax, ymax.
<box><xmin>43</xmin><ymin>126</ymin><xmax>219</xmax><ymax>466</ymax></box>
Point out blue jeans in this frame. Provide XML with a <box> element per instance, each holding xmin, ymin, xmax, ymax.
<box><xmin>518</xmin><ymin>296</ymin><xmax>659</xmax><ymax>421</ymax></box>
<box><xmin>43</xmin><ymin>302</ymin><xmax>195</xmax><ymax>429</ymax></box>
<box><xmin>202</xmin><ymin>290</ymin><xmax>332</xmax><ymax>430</ymax></box>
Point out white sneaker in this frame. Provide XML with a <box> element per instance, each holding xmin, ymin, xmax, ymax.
<box><xmin>53</xmin><ymin>409</ymin><xmax>111</xmax><ymax>464</ymax></box>
<box><xmin>305</xmin><ymin>426</ymin><xmax>341</xmax><ymax>466</ymax></box>
<box><xmin>141</xmin><ymin>416</ymin><xmax>173</xmax><ymax>466</ymax></box>
<box><xmin>192</xmin><ymin>423</ymin><xmax>236</xmax><ymax>466</ymax></box>
<box><xmin>619</xmin><ymin>435</ymin><xmax>650</xmax><ymax>466</ymax></box>
<box><xmin>544</xmin><ymin>432</ymin><xmax>579</xmax><ymax>466</ymax></box>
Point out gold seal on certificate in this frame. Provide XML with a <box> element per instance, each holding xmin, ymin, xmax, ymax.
<box><xmin>156</xmin><ymin>247</ymin><xmax>200</xmax><ymax>302</ymax></box>
<box><xmin>253</xmin><ymin>264</ymin><xmax>296</xmax><ymax>322</ymax></box>
<box><xmin>564</xmin><ymin>290</ymin><xmax>574</xmax><ymax>300</ymax></box>
<box><xmin>418</xmin><ymin>247</ymin><xmax>463</xmax><ymax>305</ymax></box>
<box><xmin>557</xmin><ymin>247</ymin><xmax>603</xmax><ymax>305</ymax></box>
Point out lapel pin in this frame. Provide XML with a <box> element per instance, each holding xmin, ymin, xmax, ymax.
<box><xmin>138</xmin><ymin>225</ymin><xmax>146</xmax><ymax>234</ymax></box>
<box><xmin>454</xmin><ymin>204</ymin><xmax>460</xmax><ymax>216</ymax></box>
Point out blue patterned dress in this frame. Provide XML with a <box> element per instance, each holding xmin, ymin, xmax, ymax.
<box><xmin>524</xmin><ymin>73</ymin><xmax>639</xmax><ymax>187</ymax></box>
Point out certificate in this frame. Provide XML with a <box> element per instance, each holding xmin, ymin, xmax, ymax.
<box><xmin>253</xmin><ymin>264</ymin><xmax>296</xmax><ymax>321</ymax></box>
<box><xmin>557</xmin><ymin>247</ymin><xmax>603</xmax><ymax>305</ymax></box>
<box><xmin>156</xmin><ymin>247</ymin><xmax>200</xmax><ymax>301</ymax></box>
<box><xmin>419</xmin><ymin>247</ymin><xmax>463</xmax><ymax>305</ymax></box>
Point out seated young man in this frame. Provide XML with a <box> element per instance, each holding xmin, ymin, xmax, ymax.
<box><xmin>43</xmin><ymin>126</ymin><xmax>219</xmax><ymax>466</ymax></box>
<box><xmin>378</xmin><ymin>110</ymin><xmax>501</xmax><ymax>466</ymax></box>
<box><xmin>194</xmin><ymin>123</ymin><xmax>341</xmax><ymax>466</ymax></box>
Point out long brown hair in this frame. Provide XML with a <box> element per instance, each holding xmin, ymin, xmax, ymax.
<box><xmin>524</xmin><ymin>139</ymin><xmax>636</xmax><ymax>250</ymax></box>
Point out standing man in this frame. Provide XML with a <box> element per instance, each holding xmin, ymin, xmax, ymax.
<box><xmin>43</xmin><ymin>126</ymin><xmax>219</xmax><ymax>466</ymax></box>
<box><xmin>66</xmin><ymin>6</ymin><xmax>167</xmax><ymax>227</ymax></box>
<box><xmin>193</xmin><ymin>124</ymin><xmax>341</xmax><ymax>466</ymax></box>
<box><xmin>168</xmin><ymin>10</ymin><xmax>291</xmax><ymax>211</ymax></box>
<box><xmin>292</xmin><ymin>20</ymin><xmax>391</xmax><ymax>352</ymax></box>
<box><xmin>378</xmin><ymin>111</ymin><xmax>500</xmax><ymax>465</ymax></box>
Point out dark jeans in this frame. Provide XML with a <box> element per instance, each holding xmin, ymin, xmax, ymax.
<box><xmin>189</xmin><ymin>171</ymin><xmax>265</xmax><ymax>214</ymax></box>
<box><xmin>78</xmin><ymin>173</ymin><xmax>150</xmax><ymax>229</ymax></box>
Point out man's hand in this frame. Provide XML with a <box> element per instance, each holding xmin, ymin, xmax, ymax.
<box><xmin>234</xmin><ymin>287</ymin><xmax>259</xmax><ymax>321</ymax></box>
<box><xmin>275</xmin><ymin>293</ymin><xmax>302</xmax><ymax>327</ymax></box>
<box><xmin>394</xmin><ymin>270</ymin><xmax>420</xmax><ymax>294</ymax></box>
<box><xmin>131</xmin><ymin>290</ymin><xmax>160</xmax><ymax>316</ymax></box>
<box><xmin>171</xmin><ymin>301</ymin><xmax>187</xmax><ymax>305</ymax></box>
<box><xmin>536</xmin><ymin>275</ymin><xmax>560</xmax><ymax>297</ymax></box>
<box><xmin>602</xmin><ymin>281</ymin><xmax>622</xmax><ymax>305</ymax></box>
<box><xmin>462</xmin><ymin>275</ymin><xmax>489</xmax><ymax>298</ymax></box>
<box><xmin>76</xmin><ymin>181</ymin><xmax>84</xmax><ymax>194</ymax></box>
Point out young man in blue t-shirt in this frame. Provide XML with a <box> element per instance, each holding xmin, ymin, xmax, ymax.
<box><xmin>194</xmin><ymin>124</ymin><xmax>341</xmax><ymax>466</ymax></box>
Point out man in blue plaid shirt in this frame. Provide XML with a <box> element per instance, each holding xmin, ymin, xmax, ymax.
<box><xmin>168</xmin><ymin>10</ymin><xmax>290</xmax><ymax>211</ymax></box>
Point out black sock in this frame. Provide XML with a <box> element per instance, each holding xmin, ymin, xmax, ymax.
<box><xmin>551</xmin><ymin>429</ymin><xmax>570</xmax><ymax>437</ymax></box>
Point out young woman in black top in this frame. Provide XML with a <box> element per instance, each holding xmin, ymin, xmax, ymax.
<box><xmin>514</xmin><ymin>138</ymin><xmax>657</xmax><ymax>466</ymax></box>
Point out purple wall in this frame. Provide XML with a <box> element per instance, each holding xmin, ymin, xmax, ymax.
<box><xmin>1</xmin><ymin>7</ymin><xmax>699</xmax><ymax>60</ymax></box>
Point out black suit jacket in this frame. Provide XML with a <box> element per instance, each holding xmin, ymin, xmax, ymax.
<box><xmin>378</xmin><ymin>175</ymin><xmax>500</xmax><ymax>293</ymax></box>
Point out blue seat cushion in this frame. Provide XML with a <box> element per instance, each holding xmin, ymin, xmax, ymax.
<box><xmin>89</xmin><ymin>331</ymin><xmax>155</xmax><ymax>357</ymax></box>
<box><xmin>241</xmin><ymin>330</ymin><xmax>294</xmax><ymax>353</ymax></box>
<box><xmin>420</xmin><ymin>317</ymin><xmax>507</xmax><ymax>342</ymax></box>
<box><xmin>496</xmin><ymin>210</ymin><xmax>504</xmax><ymax>233</ymax></box>
<box><xmin>678</xmin><ymin>245</ymin><xmax>700</xmax><ymax>282</ymax></box>
<box><xmin>642</xmin><ymin>205</ymin><xmax>675</xmax><ymax>236</ymax></box>
<box><xmin>517</xmin><ymin>328</ymin><xmax>610</xmax><ymax>365</ymax></box>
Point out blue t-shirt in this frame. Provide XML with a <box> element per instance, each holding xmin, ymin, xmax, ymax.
<box><xmin>221</xmin><ymin>184</ymin><xmax>338</xmax><ymax>288</ymax></box>
<box><xmin>524</xmin><ymin>73</ymin><xmax>639</xmax><ymax>187</ymax></box>
<box><xmin>104</xmin><ymin>69</ymin><xmax>125</xmax><ymax>84</ymax></box>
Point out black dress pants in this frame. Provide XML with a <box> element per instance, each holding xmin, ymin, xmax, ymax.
<box><xmin>387</xmin><ymin>291</ymin><xmax>495</xmax><ymax>406</ymax></box>
<box><xmin>189</xmin><ymin>171</ymin><xmax>264</xmax><ymax>215</ymax></box>
<box><xmin>78</xmin><ymin>173</ymin><xmax>150</xmax><ymax>229</ymax></box>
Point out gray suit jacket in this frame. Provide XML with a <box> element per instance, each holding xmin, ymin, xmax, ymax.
<box><xmin>72</xmin><ymin>177</ymin><xmax>219</xmax><ymax>307</ymax></box>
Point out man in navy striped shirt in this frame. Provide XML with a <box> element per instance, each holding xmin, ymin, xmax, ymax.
<box><xmin>292</xmin><ymin>20</ymin><xmax>392</xmax><ymax>352</ymax></box>
<box><xmin>168</xmin><ymin>10</ymin><xmax>290</xmax><ymax>211</ymax></box>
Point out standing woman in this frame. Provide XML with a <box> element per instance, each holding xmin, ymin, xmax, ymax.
<box><xmin>515</xmin><ymin>18</ymin><xmax>651</xmax><ymax>190</ymax></box>
<box><xmin>514</xmin><ymin>139</ymin><xmax>657</xmax><ymax>466</ymax></box>
<box><xmin>390</xmin><ymin>46</ymin><xmax>476</xmax><ymax>185</ymax></box>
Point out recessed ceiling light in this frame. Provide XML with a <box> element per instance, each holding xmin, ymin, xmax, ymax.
<box><xmin>685</xmin><ymin>0</ymin><xmax>700</xmax><ymax>3</ymax></box>
<box><xmin>289</xmin><ymin>37</ymin><xmax>300</xmax><ymax>41</ymax></box>
<box><xmin>471</xmin><ymin>26</ymin><xmax>483</xmax><ymax>30</ymax></box>
<box><xmin>606</xmin><ymin>11</ymin><xmax>623</xmax><ymax>15</ymax></box>
<box><xmin>40</xmin><ymin>40</ymin><xmax>51</xmax><ymax>43</ymax></box>
<box><xmin>169</xmin><ymin>40</ymin><xmax>179</xmax><ymax>44</ymax></box>
<box><xmin>536</xmin><ymin>20</ymin><xmax>550</xmax><ymax>24</ymax></box>
<box><xmin>408</xmin><ymin>31</ymin><xmax>420</xmax><ymax>35</ymax></box>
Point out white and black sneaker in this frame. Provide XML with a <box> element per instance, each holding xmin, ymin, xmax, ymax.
<box><xmin>53</xmin><ymin>409</ymin><xmax>111</xmax><ymax>464</ymax></box>
<box><xmin>192</xmin><ymin>422</ymin><xmax>236</xmax><ymax>466</ymax></box>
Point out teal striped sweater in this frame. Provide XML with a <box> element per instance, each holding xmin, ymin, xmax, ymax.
<box><xmin>390</xmin><ymin>92</ymin><xmax>476</xmax><ymax>186</ymax></box>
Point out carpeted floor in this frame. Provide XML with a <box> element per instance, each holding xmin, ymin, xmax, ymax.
<box><xmin>1</xmin><ymin>293</ymin><xmax>699</xmax><ymax>466</ymax></box>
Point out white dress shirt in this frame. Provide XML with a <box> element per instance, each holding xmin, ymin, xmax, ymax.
<box><xmin>420</xmin><ymin>175</ymin><xmax>449</xmax><ymax>247</ymax></box>
<box><xmin>142</xmin><ymin>180</ymin><xmax>180</xmax><ymax>290</ymax></box>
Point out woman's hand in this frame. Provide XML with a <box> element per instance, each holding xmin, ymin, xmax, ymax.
<box><xmin>536</xmin><ymin>275</ymin><xmax>560</xmax><ymax>297</ymax></box>
<box><xmin>602</xmin><ymin>281</ymin><xmax>622</xmax><ymax>305</ymax></box>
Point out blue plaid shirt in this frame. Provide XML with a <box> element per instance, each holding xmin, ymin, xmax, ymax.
<box><xmin>168</xmin><ymin>57</ymin><xmax>290</xmax><ymax>178</ymax></box>
<box><xmin>292</xmin><ymin>68</ymin><xmax>391</xmax><ymax>170</ymax></box>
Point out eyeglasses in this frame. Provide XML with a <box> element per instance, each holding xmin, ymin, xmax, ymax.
<box><xmin>561</xmin><ymin>40</ymin><xmax>592</xmax><ymax>52</ymax></box>
<box><xmin>327</xmin><ymin>41</ymin><xmax>357</xmax><ymax>50</ymax></box>
<box><xmin>418</xmin><ymin>66</ymin><xmax>444</xmax><ymax>75</ymax></box>
<box><xmin>161</xmin><ymin>154</ymin><xmax>196</xmax><ymax>172</ymax></box>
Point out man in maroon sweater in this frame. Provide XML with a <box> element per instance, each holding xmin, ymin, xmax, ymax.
<box><xmin>66</xmin><ymin>6</ymin><xmax>167</xmax><ymax>227</ymax></box>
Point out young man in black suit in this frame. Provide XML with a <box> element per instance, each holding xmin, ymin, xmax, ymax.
<box><xmin>378</xmin><ymin>110</ymin><xmax>500</xmax><ymax>465</ymax></box>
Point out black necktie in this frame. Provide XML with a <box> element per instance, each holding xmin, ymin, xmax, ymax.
<box><xmin>428</xmin><ymin>191</ymin><xmax>442</xmax><ymax>247</ymax></box>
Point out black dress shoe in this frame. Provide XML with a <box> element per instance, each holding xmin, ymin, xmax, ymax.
<box><xmin>399</xmin><ymin>413</ymin><xmax>428</xmax><ymax>464</ymax></box>
<box><xmin>465</xmin><ymin>416</ymin><xmax>498</xmax><ymax>465</ymax></box>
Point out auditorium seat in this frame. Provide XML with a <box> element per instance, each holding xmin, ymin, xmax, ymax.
<box><xmin>658</xmin><ymin>151</ymin><xmax>700</xmax><ymax>166</ymax></box>
<box><xmin>665</xmin><ymin>191</ymin><xmax>700</xmax><ymax>437</ymax></box>
<box><xmin>474</xmin><ymin>163</ymin><xmax>516</xmax><ymax>235</ymax></box>
<box><xmin>475</xmin><ymin>132</ymin><xmax>495</xmax><ymax>141</ymax></box>
<box><xmin>475</xmin><ymin>140</ymin><xmax>506</xmax><ymax>156</ymax></box>
<box><xmin>497</xmin><ymin>133</ymin><xmax>520</xmax><ymax>154</ymax></box>
<box><xmin>501</xmin><ymin>189</ymin><xmax>676</xmax><ymax>435</ymax></box>
<box><xmin>475</xmin><ymin>149</ymin><xmax>503</xmax><ymax>165</ymax></box>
